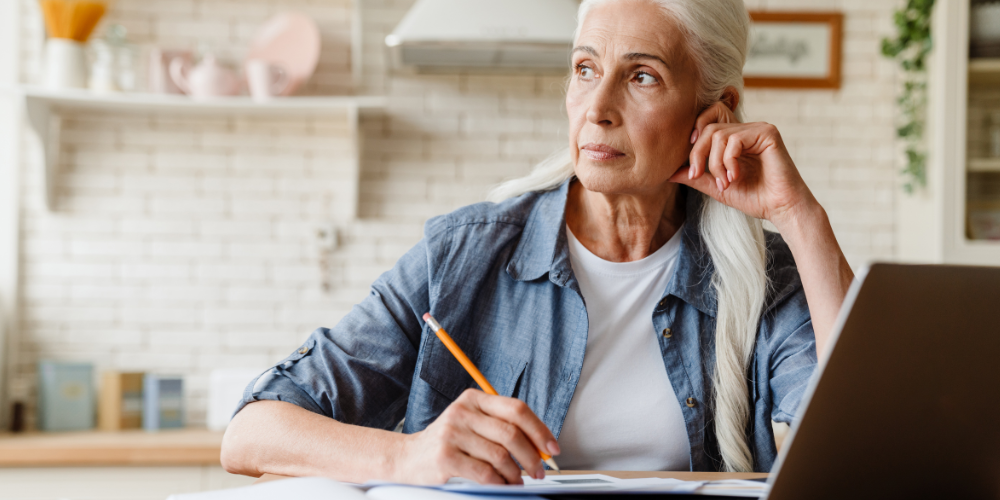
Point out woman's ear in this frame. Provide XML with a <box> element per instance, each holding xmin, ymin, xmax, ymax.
<box><xmin>721</xmin><ymin>86</ymin><xmax>740</xmax><ymax>112</ymax></box>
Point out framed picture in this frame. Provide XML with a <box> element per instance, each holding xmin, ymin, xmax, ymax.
<box><xmin>744</xmin><ymin>12</ymin><xmax>843</xmax><ymax>89</ymax></box>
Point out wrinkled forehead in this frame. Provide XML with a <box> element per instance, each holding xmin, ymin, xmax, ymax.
<box><xmin>574</xmin><ymin>0</ymin><xmax>688</xmax><ymax>65</ymax></box>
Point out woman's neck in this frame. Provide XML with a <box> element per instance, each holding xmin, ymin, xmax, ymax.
<box><xmin>565</xmin><ymin>179</ymin><xmax>686</xmax><ymax>263</ymax></box>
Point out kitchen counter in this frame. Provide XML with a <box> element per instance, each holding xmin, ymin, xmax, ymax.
<box><xmin>0</xmin><ymin>428</ymin><xmax>224</xmax><ymax>466</ymax></box>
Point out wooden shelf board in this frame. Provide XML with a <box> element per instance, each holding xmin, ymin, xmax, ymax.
<box><xmin>969</xmin><ymin>58</ymin><xmax>1000</xmax><ymax>72</ymax></box>
<box><xmin>968</xmin><ymin>199</ymin><xmax>1000</xmax><ymax>208</ymax></box>
<box><xmin>0</xmin><ymin>428</ymin><xmax>224</xmax><ymax>466</ymax></box>
<box><xmin>969</xmin><ymin>58</ymin><xmax>1000</xmax><ymax>85</ymax></box>
<box><xmin>968</xmin><ymin>158</ymin><xmax>1000</xmax><ymax>172</ymax></box>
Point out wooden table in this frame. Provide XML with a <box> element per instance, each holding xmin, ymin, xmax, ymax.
<box><xmin>255</xmin><ymin>470</ymin><xmax>768</xmax><ymax>484</ymax></box>
<box><xmin>0</xmin><ymin>428</ymin><xmax>224</xmax><ymax>466</ymax></box>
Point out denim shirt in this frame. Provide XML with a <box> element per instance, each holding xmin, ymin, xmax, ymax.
<box><xmin>236</xmin><ymin>179</ymin><xmax>817</xmax><ymax>473</ymax></box>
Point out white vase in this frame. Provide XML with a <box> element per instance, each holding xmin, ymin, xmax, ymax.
<box><xmin>44</xmin><ymin>38</ymin><xmax>88</xmax><ymax>89</ymax></box>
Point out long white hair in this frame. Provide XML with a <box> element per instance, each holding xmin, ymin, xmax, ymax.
<box><xmin>487</xmin><ymin>0</ymin><xmax>767</xmax><ymax>473</ymax></box>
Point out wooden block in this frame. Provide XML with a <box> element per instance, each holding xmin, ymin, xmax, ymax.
<box><xmin>120</xmin><ymin>373</ymin><xmax>144</xmax><ymax>429</ymax></box>
<box><xmin>98</xmin><ymin>372</ymin><xmax>121</xmax><ymax>432</ymax></box>
<box><xmin>98</xmin><ymin>372</ymin><xmax>145</xmax><ymax>431</ymax></box>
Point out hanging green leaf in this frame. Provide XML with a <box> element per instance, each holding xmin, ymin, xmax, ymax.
<box><xmin>881</xmin><ymin>0</ymin><xmax>935</xmax><ymax>193</ymax></box>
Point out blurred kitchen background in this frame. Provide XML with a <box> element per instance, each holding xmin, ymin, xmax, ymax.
<box><xmin>0</xmin><ymin>0</ymin><xmax>997</xmax><ymax>498</ymax></box>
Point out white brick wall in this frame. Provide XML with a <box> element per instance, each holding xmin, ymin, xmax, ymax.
<box><xmin>744</xmin><ymin>0</ymin><xmax>900</xmax><ymax>261</ymax></box>
<box><xmin>10</xmin><ymin>0</ymin><xmax>901</xmax><ymax>428</ymax></box>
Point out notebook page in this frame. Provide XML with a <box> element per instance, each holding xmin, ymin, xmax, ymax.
<box><xmin>166</xmin><ymin>477</ymin><xmax>368</xmax><ymax>500</ymax></box>
<box><xmin>367</xmin><ymin>485</ymin><xmax>547</xmax><ymax>500</ymax></box>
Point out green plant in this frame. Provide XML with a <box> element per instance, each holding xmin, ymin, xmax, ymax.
<box><xmin>881</xmin><ymin>0</ymin><xmax>934</xmax><ymax>193</ymax></box>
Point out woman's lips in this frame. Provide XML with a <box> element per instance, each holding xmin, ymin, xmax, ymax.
<box><xmin>580</xmin><ymin>143</ymin><xmax>626</xmax><ymax>161</ymax></box>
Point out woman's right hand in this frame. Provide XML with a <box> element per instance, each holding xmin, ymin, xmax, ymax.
<box><xmin>390</xmin><ymin>389</ymin><xmax>560</xmax><ymax>485</ymax></box>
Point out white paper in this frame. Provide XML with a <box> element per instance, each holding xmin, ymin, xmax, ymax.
<box><xmin>166</xmin><ymin>477</ymin><xmax>368</xmax><ymax>500</ymax></box>
<box><xmin>368</xmin><ymin>485</ymin><xmax>547</xmax><ymax>500</ymax></box>
<box><xmin>694</xmin><ymin>479</ymin><xmax>769</xmax><ymax>498</ymax></box>
<box><xmin>167</xmin><ymin>474</ymin><xmax>768</xmax><ymax>500</ymax></box>
<box><xmin>373</xmin><ymin>473</ymin><xmax>755</xmax><ymax>496</ymax></box>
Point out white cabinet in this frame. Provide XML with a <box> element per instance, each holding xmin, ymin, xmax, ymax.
<box><xmin>0</xmin><ymin>430</ymin><xmax>255</xmax><ymax>499</ymax></box>
<box><xmin>0</xmin><ymin>466</ymin><xmax>255</xmax><ymax>500</ymax></box>
<box><xmin>899</xmin><ymin>1</ymin><xmax>1000</xmax><ymax>264</ymax></box>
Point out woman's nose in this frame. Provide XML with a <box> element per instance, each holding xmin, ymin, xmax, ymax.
<box><xmin>585</xmin><ymin>80</ymin><xmax>621</xmax><ymax>127</ymax></box>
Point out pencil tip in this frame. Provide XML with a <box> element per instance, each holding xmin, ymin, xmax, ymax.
<box><xmin>544</xmin><ymin>458</ymin><xmax>560</xmax><ymax>473</ymax></box>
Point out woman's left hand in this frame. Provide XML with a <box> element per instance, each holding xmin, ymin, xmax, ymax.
<box><xmin>670</xmin><ymin>102</ymin><xmax>817</xmax><ymax>227</ymax></box>
<box><xmin>672</xmin><ymin>102</ymin><xmax>855</xmax><ymax>358</ymax></box>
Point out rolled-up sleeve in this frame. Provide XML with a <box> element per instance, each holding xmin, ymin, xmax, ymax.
<box><xmin>766</xmin><ymin>288</ymin><xmax>818</xmax><ymax>424</ymax></box>
<box><xmin>232</xmin><ymin>232</ymin><xmax>436</xmax><ymax>431</ymax></box>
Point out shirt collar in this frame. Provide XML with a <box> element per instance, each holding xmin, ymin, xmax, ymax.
<box><xmin>506</xmin><ymin>178</ymin><xmax>718</xmax><ymax>317</ymax></box>
<box><xmin>505</xmin><ymin>179</ymin><xmax>573</xmax><ymax>287</ymax></box>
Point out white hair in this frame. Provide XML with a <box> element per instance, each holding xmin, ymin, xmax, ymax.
<box><xmin>487</xmin><ymin>0</ymin><xmax>766</xmax><ymax>473</ymax></box>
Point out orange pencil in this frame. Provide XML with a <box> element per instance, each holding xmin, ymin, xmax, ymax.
<box><xmin>422</xmin><ymin>312</ymin><xmax>560</xmax><ymax>473</ymax></box>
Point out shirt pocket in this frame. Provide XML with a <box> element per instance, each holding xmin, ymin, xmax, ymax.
<box><xmin>418</xmin><ymin>330</ymin><xmax>528</xmax><ymax>402</ymax></box>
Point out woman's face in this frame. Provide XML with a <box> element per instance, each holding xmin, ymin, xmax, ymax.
<box><xmin>567</xmin><ymin>0</ymin><xmax>701</xmax><ymax>196</ymax></box>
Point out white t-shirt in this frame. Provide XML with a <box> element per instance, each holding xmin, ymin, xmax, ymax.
<box><xmin>558</xmin><ymin>225</ymin><xmax>690</xmax><ymax>471</ymax></box>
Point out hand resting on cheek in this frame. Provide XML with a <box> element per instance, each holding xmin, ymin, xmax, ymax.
<box><xmin>672</xmin><ymin>101</ymin><xmax>817</xmax><ymax>229</ymax></box>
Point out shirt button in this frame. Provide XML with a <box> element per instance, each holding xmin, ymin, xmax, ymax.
<box><xmin>297</xmin><ymin>347</ymin><xmax>309</xmax><ymax>354</ymax></box>
<box><xmin>658</xmin><ymin>299</ymin><xmax>666</xmax><ymax>307</ymax></box>
<box><xmin>662</xmin><ymin>328</ymin><xmax>672</xmax><ymax>338</ymax></box>
<box><xmin>686</xmin><ymin>397</ymin><xmax>697</xmax><ymax>408</ymax></box>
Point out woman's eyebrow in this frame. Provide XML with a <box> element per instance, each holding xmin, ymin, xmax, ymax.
<box><xmin>570</xmin><ymin>46</ymin><xmax>671</xmax><ymax>71</ymax></box>
<box><xmin>623</xmin><ymin>52</ymin><xmax>671</xmax><ymax>70</ymax></box>
<box><xmin>570</xmin><ymin>46</ymin><xmax>671</xmax><ymax>72</ymax></box>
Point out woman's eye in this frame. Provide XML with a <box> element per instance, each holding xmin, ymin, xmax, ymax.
<box><xmin>577</xmin><ymin>65</ymin><xmax>595</xmax><ymax>79</ymax></box>
<box><xmin>634</xmin><ymin>72</ymin><xmax>658</xmax><ymax>85</ymax></box>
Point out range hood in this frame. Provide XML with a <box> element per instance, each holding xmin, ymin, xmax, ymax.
<box><xmin>385</xmin><ymin>0</ymin><xmax>579</xmax><ymax>69</ymax></box>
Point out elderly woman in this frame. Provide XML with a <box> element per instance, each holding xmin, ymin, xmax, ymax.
<box><xmin>221</xmin><ymin>0</ymin><xmax>854</xmax><ymax>484</ymax></box>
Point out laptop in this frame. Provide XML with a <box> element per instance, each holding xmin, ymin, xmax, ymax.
<box><xmin>766</xmin><ymin>263</ymin><xmax>1000</xmax><ymax>500</ymax></box>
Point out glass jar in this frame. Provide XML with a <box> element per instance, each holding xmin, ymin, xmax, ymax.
<box><xmin>106</xmin><ymin>24</ymin><xmax>140</xmax><ymax>92</ymax></box>
<box><xmin>88</xmin><ymin>39</ymin><xmax>118</xmax><ymax>92</ymax></box>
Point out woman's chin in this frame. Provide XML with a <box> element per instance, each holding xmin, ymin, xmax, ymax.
<box><xmin>574</xmin><ymin>162</ymin><xmax>676</xmax><ymax>196</ymax></box>
<box><xmin>574</xmin><ymin>167</ymin><xmax>643</xmax><ymax>195</ymax></box>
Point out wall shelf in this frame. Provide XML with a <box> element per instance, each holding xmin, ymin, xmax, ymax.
<box><xmin>23</xmin><ymin>86</ymin><xmax>385</xmax><ymax>115</ymax></box>
<box><xmin>21</xmin><ymin>86</ymin><xmax>385</xmax><ymax>213</ymax></box>
<box><xmin>968</xmin><ymin>158</ymin><xmax>1000</xmax><ymax>173</ymax></box>
<box><xmin>969</xmin><ymin>58</ymin><xmax>1000</xmax><ymax>85</ymax></box>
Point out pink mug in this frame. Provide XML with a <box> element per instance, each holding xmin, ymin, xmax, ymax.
<box><xmin>245</xmin><ymin>59</ymin><xmax>290</xmax><ymax>102</ymax></box>
<box><xmin>149</xmin><ymin>48</ymin><xmax>191</xmax><ymax>94</ymax></box>
<box><xmin>169</xmin><ymin>54</ymin><xmax>240</xmax><ymax>99</ymax></box>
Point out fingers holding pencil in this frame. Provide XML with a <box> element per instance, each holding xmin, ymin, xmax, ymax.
<box><xmin>422</xmin><ymin>313</ymin><xmax>561</xmax><ymax>476</ymax></box>
<box><xmin>396</xmin><ymin>387</ymin><xmax>555</xmax><ymax>483</ymax></box>
<box><xmin>470</xmin><ymin>392</ymin><xmax>562</xmax><ymax>466</ymax></box>
<box><xmin>454</xmin><ymin>389</ymin><xmax>553</xmax><ymax>480</ymax></box>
